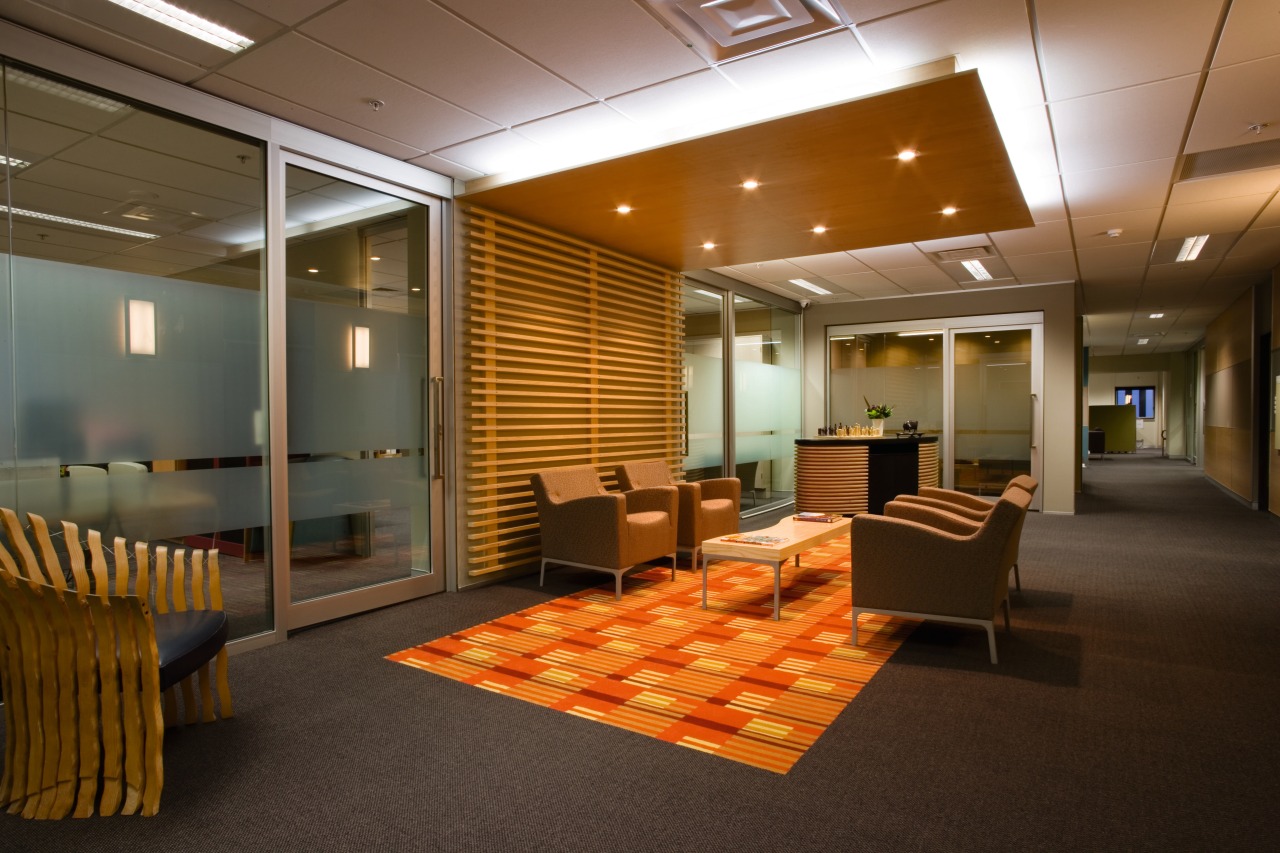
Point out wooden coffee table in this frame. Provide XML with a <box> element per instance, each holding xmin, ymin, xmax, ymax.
<box><xmin>700</xmin><ymin>515</ymin><xmax>852</xmax><ymax>620</ymax></box>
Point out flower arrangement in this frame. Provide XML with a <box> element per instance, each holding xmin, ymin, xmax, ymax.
<box><xmin>863</xmin><ymin>396</ymin><xmax>893</xmax><ymax>420</ymax></box>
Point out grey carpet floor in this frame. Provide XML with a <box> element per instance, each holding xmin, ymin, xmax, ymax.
<box><xmin>4</xmin><ymin>452</ymin><xmax>1279</xmax><ymax>852</ymax></box>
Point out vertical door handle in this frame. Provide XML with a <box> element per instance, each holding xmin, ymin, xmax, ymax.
<box><xmin>431</xmin><ymin>376</ymin><xmax>445</xmax><ymax>482</ymax></box>
<box><xmin>1029</xmin><ymin>392</ymin><xmax>1038</xmax><ymax>449</ymax></box>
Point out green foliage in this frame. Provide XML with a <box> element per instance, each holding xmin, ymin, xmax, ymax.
<box><xmin>863</xmin><ymin>395</ymin><xmax>893</xmax><ymax>419</ymax></box>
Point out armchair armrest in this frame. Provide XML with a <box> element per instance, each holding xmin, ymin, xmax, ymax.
<box><xmin>885</xmin><ymin>500</ymin><xmax>982</xmax><ymax>535</ymax></box>
<box><xmin>894</xmin><ymin>494</ymin><xmax>988</xmax><ymax>522</ymax></box>
<box><xmin>916</xmin><ymin>487</ymin><xmax>995</xmax><ymax>513</ymax></box>
<box><xmin>697</xmin><ymin>477</ymin><xmax>741</xmax><ymax>503</ymax></box>
<box><xmin>624</xmin><ymin>485</ymin><xmax>678</xmax><ymax>516</ymax></box>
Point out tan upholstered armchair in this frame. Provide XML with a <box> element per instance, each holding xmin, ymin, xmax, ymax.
<box><xmin>531</xmin><ymin>465</ymin><xmax>678</xmax><ymax>599</ymax></box>
<box><xmin>616</xmin><ymin>461</ymin><xmax>739</xmax><ymax>566</ymax></box>
<box><xmin>850</xmin><ymin>488</ymin><xmax>1032</xmax><ymax>664</ymax></box>
<box><xmin>893</xmin><ymin>475</ymin><xmax>1037</xmax><ymax>590</ymax></box>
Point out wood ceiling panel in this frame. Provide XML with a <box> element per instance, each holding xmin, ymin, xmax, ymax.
<box><xmin>462</xmin><ymin>72</ymin><xmax>1030</xmax><ymax>270</ymax></box>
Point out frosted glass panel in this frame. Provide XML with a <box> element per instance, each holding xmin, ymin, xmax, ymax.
<box><xmin>683</xmin><ymin>284</ymin><xmax>725</xmax><ymax>479</ymax></box>
<box><xmin>733</xmin><ymin>300</ymin><xmax>800</xmax><ymax>510</ymax></box>
<box><xmin>285</xmin><ymin>165</ymin><xmax>432</xmax><ymax>603</ymax></box>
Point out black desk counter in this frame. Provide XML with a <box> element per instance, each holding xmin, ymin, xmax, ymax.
<box><xmin>794</xmin><ymin>435</ymin><xmax>939</xmax><ymax>515</ymax></box>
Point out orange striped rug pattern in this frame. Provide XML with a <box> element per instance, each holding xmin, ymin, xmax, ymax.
<box><xmin>388</xmin><ymin>535</ymin><xmax>915</xmax><ymax>774</ymax></box>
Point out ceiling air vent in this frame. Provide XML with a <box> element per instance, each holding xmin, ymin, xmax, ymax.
<box><xmin>933</xmin><ymin>246</ymin><xmax>993</xmax><ymax>263</ymax></box>
<box><xmin>1179</xmin><ymin>137</ymin><xmax>1280</xmax><ymax>181</ymax></box>
<box><xmin>639</xmin><ymin>0</ymin><xmax>849</xmax><ymax>63</ymax></box>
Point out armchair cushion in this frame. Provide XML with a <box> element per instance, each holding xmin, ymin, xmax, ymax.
<box><xmin>615</xmin><ymin>461</ymin><xmax>740</xmax><ymax>556</ymax></box>
<box><xmin>155</xmin><ymin>609</ymin><xmax>230</xmax><ymax>692</ymax></box>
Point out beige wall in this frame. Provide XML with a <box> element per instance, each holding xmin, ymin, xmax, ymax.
<box><xmin>1203</xmin><ymin>288</ymin><xmax>1255</xmax><ymax>502</ymax></box>
<box><xmin>1272</xmin><ymin>271</ymin><xmax>1280</xmax><ymax>520</ymax></box>
<box><xmin>801</xmin><ymin>283</ymin><xmax>1077</xmax><ymax>514</ymax></box>
<box><xmin>1087</xmin><ymin>352</ymin><xmax>1192</xmax><ymax>458</ymax></box>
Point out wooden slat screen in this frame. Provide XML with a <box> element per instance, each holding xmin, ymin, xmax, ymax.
<box><xmin>461</xmin><ymin>206</ymin><xmax>684</xmax><ymax>579</ymax></box>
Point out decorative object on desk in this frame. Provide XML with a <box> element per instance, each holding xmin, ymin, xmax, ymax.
<box><xmin>901</xmin><ymin>419</ymin><xmax>919</xmax><ymax>434</ymax></box>
<box><xmin>863</xmin><ymin>397</ymin><xmax>892</xmax><ymax>436</ymax></box>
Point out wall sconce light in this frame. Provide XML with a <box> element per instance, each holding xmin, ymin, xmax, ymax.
<box><xmin>127</xmin><ymin>299</ymin><xmax>156</xmax><ymax>355</ymax></box>
<box><xmin>353</xmin><ymin>325</ymin><xmax>370</xmax><ymax>369</ymax></box>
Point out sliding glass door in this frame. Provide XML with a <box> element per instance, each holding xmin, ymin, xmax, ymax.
<box><xmin>280</xmin><ymin>160</ymin><xmax>445</xmax><ymax>628</ymax></box>
<box><xmin>827</xmin><ymin>313</ymin><xmax>1042</xmax><ymax>508</ymax></box>
<box><xmin>733</xmin><ymin>297</ymin><xmax>801</xmax><ymax>513</ymax></box>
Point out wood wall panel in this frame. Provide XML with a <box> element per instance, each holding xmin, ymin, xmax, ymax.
<box><xmin>1203</xmin><ymin>287</ymin><xmax>1257</xmax><ymax>503</ymax></box>
<box><xmin>461</xmin><ymin>206</ymin><xmax>683</xmax><ymax>579</ymax></box>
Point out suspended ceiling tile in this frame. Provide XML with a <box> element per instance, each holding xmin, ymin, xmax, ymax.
<box><xmin>1169</xmin><ymin>167</ymin><xmax>1280</xmax><ymax>206</ymax></box>
<box><xmin>1185</xmin><ymin>56</ymin><xmax>1280</xmax><ymax>153</ymax></box>
<box><xmin>1003</xmin><ymin>251</ymin><xmax>1077</xmax><ymax>282</ymax></box>
<box><xmin>850</xmin><ymin>243</ymin><xmax>929</xmax><ymax>270</ymax></box>
<box><xmin>437</xmin><ymin>130</ymin><xmax>556</xmax><ymax>175</ymax></box>
<box><xmin>208</xmin><ymin>35</ymin><xmax>499</xmax><ymax>151</ymax></box>
<box><xmin>727</xmin><ymin>259</ymin><xmax>812</xmax><ymax>283</ymax></box>
<box><xmin>1060</xmin><ymin>159</ymin><xmax>1178</xmax><ymax>219</ymax></box>
<box><xmin>879</xmin><ymin>265</ymin><xmax>954</xmax><ymax>289</ymax></box>
<box><xmin>1036</xmin><ymin>0</ymin><xmax>1221</xmax><ymax>101</ymax></box>
<box><xmin>1157</xmin><ymin>194</ymin><xmax>1271</xmax><ymax>240</ymax></box>
<box><xmin>1078</xmin><ymin>241</ymin><xmax>1154</xmax><ymax>278</ymax></box>
<box><xmin>825</xmin><ymin>270</ymin><xmax>901</xmax><ymax>295</ymax></box>
<box><xmin>435</xmin><ymin>0</ymin><xmax>705</xmax><ymax>100</ymax></box>
<box><xmin>1256</xmin><ymin>194</ymin><xmax>1280</xmax><ymax>228</ymax></box>
<box><xmin>1213</xmin><ymin>254</ymin><xmax>1278</xmax><ymax>279</ymax></box>
<box><xmin>406</xmin><ymin>153</ymin><xmax>484</xmax><ymax>182</ymax></box>
<box><xmin>789</xmin><ymin>252</ymin><xmax>870</xmax><ymax>277</ymax></box>
<box><xmin>717</xmin><ymin>30</ymin><xmax>874</xmax><ymax>99</ymax></box>
<box><xmin>301</xmin><ymin>0</ymin><xmax>591</xmax><ymax>127</ymax></box>
<box><xmin>1050</xmin><ymin>77</ymin><xmax>1198</xmax><ymax>174</ymax></box>
<box><xmin>912</xmin><ymin>234</ymin><xmax>992</xmax><ymax>254</ymax></box>
<box><xmin>1225</xmin><ymin>226</ymin><xmax>1280</xmax><ymax>264</ymax></box>
<box><xmin>834</xmin><ymin>1</ymin><xmax>936</xmax><ymax>25</ymax></box>
<box><xmin>4</xmin><ymin>113</ymin><xmax>91</xmax><ymax>163</ymax></box>
<box><xmin>990</xmin><ymin>219</ymin><xmax>1071</xmax><ymax>256</ymax></box>
<box><xmin>1211</xmin><ymin>0</ymin><xmax>1280</xmax><ymax>68</ymax></box>
<box><xmin>856</xmin><ymin>0</ymin><xmax>1045</xmax><ymax>108</ymax></box>
<box><xmin>994</xmin><ymin>102</ymin><xmax>1060</xmax><ymax>181</ymax></box>
<box><xmin>1016</xmin><ymin>173</ymin><xmax>1068</xmax><ymax>223</ymax></box>
<box><xmin>1143</xmin><ymin>263</ymin><xmax>1212</xmax><ymax>285</ymax></box>
<box><xmin>242</xmin><ymin>0</ymin><xmax>336</xmax><ymax>26</ymax></box>
<box><xmin>606</xmin><ymin>69</ymin><xmax>749</xmax><ymax>131</ymax></box>
<box><xmin>1081</xmin><ymin>280</ymin><xmax>1141</xmax><ymax>313</ymax></box>
<box><xmin>1071</xmin><ymin>209</ymin><xmax>1162</xmax><ymax>247</ymax></box>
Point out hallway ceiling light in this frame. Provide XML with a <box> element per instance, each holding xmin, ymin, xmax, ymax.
<box><xmin>1</xmin><ymin>204</ymin><xmax>158</xmax><ymax>239</ymax></box>
<box><xmin>789</xmin><ymin>278</ymin><xmax>831</xmax><ymax>294</ymax></box>
<box><xmin>1137</xmin><ymin>338</ymin><xmax>1150</xmax><ymax>345</ymax></box>
<box><xmin>4</xmin><ymin>156</ymin><xmax>32</xmax><ymax>169</ymax></box>
<box><xmin>1176</xmin><ymin>235</ymin><xmax>1209</xmax><ymax>262</ymax></box>
<box><xmin>693</xmin><ymin>289</ymin><xmax>723</xmax><ymax>300</ymax></box>
<box><xmin>1149</xmin><ymin>313</ymin><xmax>1164</xmax><ymax>319</ymax></box>
<box><xmin>106</xmin><ymin>0</ymin><xmax>255</xmax><ymax>53</ymax></box>
<box><xmin>961</xmin><ymin>259</ymin><xmax>994</xmax><ymax>281</ymax></box>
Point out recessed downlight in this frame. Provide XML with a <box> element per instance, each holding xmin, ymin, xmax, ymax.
<box><xmin>897</xmin><ymin>149</ymin><xmax>917</xmax><ymax>162</ymax></box>
<box><xmin>702</xmin><ymin>241</ymin><xmax>716</xmax><ymax>249</ymax></box>
<box><xmin>811</xmin><ymin>225</ymin><xmax>827</xmax><ymax>234</ymax></box>
<box><xmin>615</xmin><ymin>204</ymin><xmax>632</xmax><ymax>214</ymax></box>
<box><xmin>942</xmin><ymin>206</ymin><xmax>957</xmax><ymax>216</ymax></box>
<box><xmin>741</xmin><ymin>179</ymin><xmax>760</xmax><ymax>190</ymax></box>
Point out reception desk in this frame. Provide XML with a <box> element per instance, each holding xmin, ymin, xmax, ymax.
<box><xmin>794</xmin><ymin>435</ymin><xmax>939</xmax><ymax>515</ymax></box>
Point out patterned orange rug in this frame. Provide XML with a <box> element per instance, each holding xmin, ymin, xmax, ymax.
<box><xmin>388</xmin><ymin>535</ymin><xmax>916</xmax><ymax>773</ymax></box>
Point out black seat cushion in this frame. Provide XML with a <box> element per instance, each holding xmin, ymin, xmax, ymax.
<box><xmin>153</xmin><ymin>609</ymin><xmax>229</xmax><ymax>692</ymax></box>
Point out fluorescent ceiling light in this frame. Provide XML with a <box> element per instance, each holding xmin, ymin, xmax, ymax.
<box><xmin>106</xmin><ymin>0</ymin><xmax>255</xmax><ymax>52</ymax></box>
<box><xmin>1</xmin><ymin>204</ymin><xmax>159</xmax><ymax>239</ymax></box>
<box><xmin>961</xmin><ymin>259</ymin><xmax>993</xmax><ymax>281</ymax></box>
<box><xmin>4</xmin><ymin>156</ymin><xmax>32</xmax><ymax>169</ymax></box>
<box><xmin>1176</xmin><ymin>235</ymin><xmax>1209</xmax><ymax>262</ymax></box>
<box><xmin>7</xmin><ymin>69</ymin><xmax>127</xmax><ymax>112</ymax></box>
<box><xmin>1149</xmin><ymin>313</ymin><xmax>1164</xmax><ymax>319</ymax></box>
<box><xmin>693</xmin><ymin>289</ymin><xmax>723</xmax><ymax>300</ymax></box>
<box><xmin>1137</xmin><ymin>338</ymin><xmax>1150</xmax><ymax>345</ymax></box>
<box><xmin>896</xmin><ymin>330</ymin><xmax>944</xmax><ymax>337</ymax></box>
<box><xmin>789</xmin><ymin>278</ymin><xmax>831</xmax><ymax>295</ymax></box>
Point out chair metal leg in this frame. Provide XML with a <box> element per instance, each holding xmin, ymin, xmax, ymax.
<box><xmin>615</xmin><ymin>572</ymin><xmax>623</xmax><ymax>600</ymax></box>
<box><xmin>1002</xmin><ymin>598</ymin><xmax>1011</xmax><ymax>631</ymax></box>
<box><xmin>1013</xmin><ymin>562</ymin><xmax>1022</xmax><ymax>592</ymax></box>
<box><xmin>985</xmin><ymin>623</ymin><xmax>998</xmax><ymax>664</ymax></box>
<box><xmin>539</xmin><ymin>558</ymin><xmax>547</xmax><ymax>587</ymax></box>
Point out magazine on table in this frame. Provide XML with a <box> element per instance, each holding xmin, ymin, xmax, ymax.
<box><xmin>717</xmin><ymin>533</ymin><xmax>789</xmax><ymax>545</ymax></box>
<box><xmin>794</xmin><ymin>512</ymin><xmax>843</xmax><ymax>523</ymax></box>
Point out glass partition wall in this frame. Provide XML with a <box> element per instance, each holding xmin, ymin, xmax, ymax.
<box><xmin>826</xmin><ymin>314</ymin><xmax>1043</xmax><ymax>506</ymax></box>
<box><xmin>682</xmin><ymin>284</ymin><xmax>725</xmax><ymax>480</ymax></box>
<box><xmin>0</xmin><ymin>63</ymin><xmax>445</xmax><ymax>643</ymax></box>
